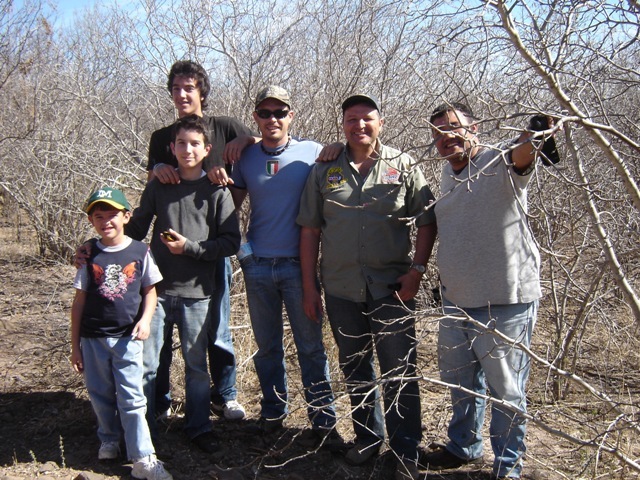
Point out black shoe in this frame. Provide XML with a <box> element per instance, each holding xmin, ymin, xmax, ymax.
<box><xmin>245</xmin><ymin>416</ymin><xmax>285</xmax><ymax>435</ymax></box>
<box><xmin>418</xmin><ymin>443</ymin><xmax>483</xmax><ymax>470</ymax></box>
<box><xmin>395</xmin><ymin>458</ymin><xmax>419</xmax><ymax>480</ymax></box>
<box><xmin>297</xmin><ymin>427</ymin><xmax>345</xmax><ymax>451</ymax></box>
<box><xmin>344</xmin><ymin>440</ymin><xmax>382</xmax><ymax>465</ymax></box>
<box><xmin>191</xmin><ymin>431</ymin><xmax>219</xmax><ymax>453</ymax></box>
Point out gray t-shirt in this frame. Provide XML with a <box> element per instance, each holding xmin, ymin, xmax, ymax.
<box><xmin>434</xmin><ymin>145</ymin><xmax>541</xmax><ymax>307</ymax></box>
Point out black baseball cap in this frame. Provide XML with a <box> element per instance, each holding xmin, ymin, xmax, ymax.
<box><xmin>341</xmin><ymin>93</ymin><xmax>381</xmax><ymax>113</ymax></box>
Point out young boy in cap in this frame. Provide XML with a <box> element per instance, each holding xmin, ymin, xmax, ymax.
<box><xmin>70</xmin><ymin>187</ymin><xmax>172</xmax><ymax>480</ymax></box>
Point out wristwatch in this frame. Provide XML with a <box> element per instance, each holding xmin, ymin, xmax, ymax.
<box><xmin>410</xmin><ymin>263</ymin><xmax>426</xmax><ymax>274</ymax></box>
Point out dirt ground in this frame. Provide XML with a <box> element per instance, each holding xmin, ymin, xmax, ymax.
<box><xmin>0</xmin><ymin>216</ymin><xmax>634</xmax><ymax>480</ymax></box>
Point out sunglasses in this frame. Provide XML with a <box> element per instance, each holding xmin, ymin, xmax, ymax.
<box><xmin>255</xmin><ymin>108</ymin><xmax>290</xmax><ymax>119</ymax></box>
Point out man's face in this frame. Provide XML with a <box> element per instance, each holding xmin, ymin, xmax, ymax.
<box><xmin>432</xmin><ymin>109</ymin><xmax>479</xmax><ymax>168</ymax></box>
<box><xmin>171</xmin><ymin>76</ymin><xmax>203</xmax><ymax>117</ymax></box>
<box><xmin>253</xmin><ymin>98</ymin><xmax>293</xmax><ymax>147</ymax></box>
<box><xmin>170</xmin><ymin>128</ymin><xmax>211</xmax><ymax>170</ymax></box>
<box><xmin>342</xmin><ymin>104</ymin><xmax>384</xmax><ymax>149</ymax></box>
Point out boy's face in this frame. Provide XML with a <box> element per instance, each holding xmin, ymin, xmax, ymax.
<box><xmin>172</xmin><ymin>75</ymin><xmax>203</xmax><ymax>118</ymax></box>
<box><xmin>88</xmin><ymin>206</ymin><xmax>131</xmax><ymax>245</ymax></box>
<box><xmin>170</xmin><ymin>128</ymin><xmax>211</xmax><ymax>171</ymax></box>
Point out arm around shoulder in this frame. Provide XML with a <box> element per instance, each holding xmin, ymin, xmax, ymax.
<box><xmin>125</xmin><ymin>183</ymin><xmax>156</xmax><ymax>241</ymax></box>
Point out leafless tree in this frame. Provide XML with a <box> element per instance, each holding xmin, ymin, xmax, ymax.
<box><xmin>0</xmin><ymin>0</ymin><xmax>638</xmax><ymax>477</ymax></box>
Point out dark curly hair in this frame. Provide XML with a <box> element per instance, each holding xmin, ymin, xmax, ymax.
<box><xmin>171</xmin><ymin>114</ymin><xmax>210</xmax><ymax>144</ymax></box>
<box><xmin>167</xmin><ymin>61</ymin><xmax>211</xmax><ymax>110</ymax></box>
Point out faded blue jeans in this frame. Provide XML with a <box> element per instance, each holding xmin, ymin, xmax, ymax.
<box><xmin>240</xmin><ymin>255</ymin><xmax>336</xmax><ymax>428</ymax></box>
<box><xmin>155</xmin><ymin>257</ymin><xmax>237</xmax><ymax>411</ymax></box>
<box><xmin>325</xmin><ymin>291</ymin><xmax>421</xmax><ymax>461</ymax></box>
<box><xmin>143</xmin><ymin>294</ymin><xmax>212</xmax><ymax>440</ymax></box>
<box><xmin>81</xmin><ymin>336</ymin><xmax>155</xmax><ymax>460</ymax></box>
<box><xmin>208</xmin><ymin>256</ymin><xmax>237</xmax><ymax>405</ymax></box>
<box><xmin>438</xmin><ymin>299</ymin><xmax>537</xmax><ymax>479</ymax></box>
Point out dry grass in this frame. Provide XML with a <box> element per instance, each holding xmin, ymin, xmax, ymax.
<box><xmin>0</xmin><ymin>203</ymin><xmax>639</xmax><ymax>479</ymax></box>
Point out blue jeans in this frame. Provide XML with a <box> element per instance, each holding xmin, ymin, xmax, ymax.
<box><xmin>208</xmin><ymin>256</ymin><xmax>237</xmax><ymax>404</ymax></box>
<box><xmin>325</xmin><ymin>291</ymin><xmax>421</xmax><ymax>461</ymax></box>
<box><xmin>154</xmin><ymin>257</ymin><xmax>238</xmax><ymax>410</ymax></box>
<box><xmin>241</xmin><ymin>255</ymin><xmax>336</xmax><ymax>428</ymax></box>
<box><xmin>143</xmin><ymin>294</ymin><xmax>212</xmax><ymax>439</ymax></box>
<box><xmin>438</xmin><ymin>299</ymin><xmax>537</xmax><ymax>478</ymax></box>
<box><xmin>81</xmin><ymin>337</ymin><xmax>155</xmax><ymax>460</ymax></box>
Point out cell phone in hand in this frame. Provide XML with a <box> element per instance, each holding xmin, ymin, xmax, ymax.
<box><xmin>529</xmin><ymin>115</ymin><xmax>560</xmax><ymax>165</ymax></box>
<box><xmin>161</xmin><ymin>230</ymin><xmax>177</xmax><ymax>242</ymax></box>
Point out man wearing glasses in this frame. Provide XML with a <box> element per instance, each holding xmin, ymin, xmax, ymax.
<box><xmin>421</xmin><ymin>102</ymin><xmax>549</xmax><ymax>480</ymax></box>
<box><xmin>213</xmin><ymin>86</ymin><xmax>340</xmax><ymax>447</ymax></box>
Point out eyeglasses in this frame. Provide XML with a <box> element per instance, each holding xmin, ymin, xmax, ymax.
<box><xmin>255</xmin><ymin>108</ymin><xmax>289</xmax><ymax>119</ymax></box>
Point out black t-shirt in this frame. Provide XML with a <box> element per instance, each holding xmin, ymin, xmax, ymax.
<box><xmin>146</xmin><ymin>115</ymin><xmax>252</xmax><ymax>172</ymax></box>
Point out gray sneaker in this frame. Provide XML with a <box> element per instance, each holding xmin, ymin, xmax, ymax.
<box><xmin>132</xmin><ymin>454</ymin><xmax>173</xmax><ymax>480</ymax></box>
<box><xmin>212</xmin><ymin>400</ymin><xmax>246</xmax><ymax>420</ymax></box>
<box><xmin>98</xmin><ymin>441</ymin><xmax>120</xmax><ymax>460</ymax></box>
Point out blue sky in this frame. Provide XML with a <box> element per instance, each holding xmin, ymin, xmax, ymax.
<box><xmin>52</xmin><ymin>0</ymin><xmax>100</xmax><ymax>22</ymax></box>
<box><xmin>13</xmin><ymin>0</ymin><xmax>102</xmax><ymax>24</ymax></box>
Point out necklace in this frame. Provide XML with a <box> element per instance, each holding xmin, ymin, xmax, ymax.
<box><xmin>261</xmin><ymin>136</ymin><xmax>291</xmax><ymax>156</ymax></box>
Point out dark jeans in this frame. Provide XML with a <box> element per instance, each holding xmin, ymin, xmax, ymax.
<box><xmin>325</xmin><ymin>290</ymin><xmax>421</xmax><ymax>460</ymax></box>
<box><xmin>155</xmin><ymin>257</ymin><xmax>238</xmax><ymax>412</ymax></box>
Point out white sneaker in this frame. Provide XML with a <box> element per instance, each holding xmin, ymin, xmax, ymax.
<box><xmin>156</xmin><ymin>407</ymin><xmax>172</xmax><ymax>421</ymax></box>
<box><xmin>222</xmin><ymin>400</ymin><xmax>246</xmax><ymax>420</ymax></box>
<box><xmin>132</xmin><ymin>454</ymin><xmax>173</xmax><ymax>480</ymax></box>
<box><xmin>212</xmin><ymin>399</ymin><xmax>246</xmax><ymax>420</ymax></box>
<box><xmin>98</xmin><ymin>441</ymin><xmax>120</xmax><ymax>460</ymax></box>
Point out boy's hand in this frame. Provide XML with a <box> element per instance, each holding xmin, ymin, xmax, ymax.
<box><xmin>74</xmin><ymin>241</ymin><xmax>93</xmax><ymax>269</ymax></box>
<box><xmin>160</xmin><ymin>228</ymin><xmax>186</xmax><ymax>254</ymax></box>
<box><xmin>207</xmin><ymin>166</ymin><xmax>234</xmax><ymax>186</ymax></box>
<box><xmin>132</xmin><ymin>321</ymin><xmax>151</xmax><ymax>340</ymax></box>
<box><xmin>316</xmin><ymin>142</ymin><xmax>344</xmax><ymax>162</ymax></box>
<box><xmin>153</xmin><ymin>164</ymin><xmax>181</xmax><ymax>184</ymax></box>
<box><xmin>70</xmin><ymin>347</ymin><xmax>84</xmax><ymax>373</ymax></box>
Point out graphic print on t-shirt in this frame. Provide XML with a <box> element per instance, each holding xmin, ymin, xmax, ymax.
<box><xmin>266</xmin><ymin>160</ymin><xmax>279</xmax><ymax>176</ymax></box>
<box><xmin>90</xmin><ymin>261</ymin><xmax>138</xmax><ymax>301</ymax></box>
